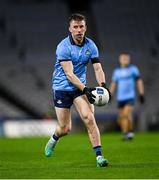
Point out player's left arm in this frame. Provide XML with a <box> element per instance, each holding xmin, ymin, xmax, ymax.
<box><xmin>90</xmin><ymin>41</ymin><xmax>111</xmax><ymax>99</ymax></box>
<box><xmin>93</xmin><ymin>62</ymin><xmax>106</xmax><ymax>86</ymax></box>
<box><xmin>90</xmin><ymin>41</ymin><xmax>106</xmax><ymax>86</ymax></box>
<box><xmin>93</xmin><ymin>62</ymin><xmax>111</xmax><ymax>100</ymax></box>
<box><xmin>133</xmin><ymin>65</ymin><xmax>145</xmax><ymax>104</ymax></box>
<box><xmin>136</xmin><ymin>78</ymin><xmax>144</xmax><ymax>95</ymax></box>
<box><xmin>136</xmin><ymin>78</ymin><xmax>145</xmax><ymax>103</ymax></box>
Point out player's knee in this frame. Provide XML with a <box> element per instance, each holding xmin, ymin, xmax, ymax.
<box><xmin>119</xmin><ymin>114</ymin><xmax>129</xmax><ymax>120</ymax></box>
<box><xmin>82</xmin><ymin>111</ymin><xmax>93</xmax><ymax>120</ymax></box>
<box><xmin>84</xmin><ymin>113</ymin><xmax>95</xmax><ymax>127</ymax></box>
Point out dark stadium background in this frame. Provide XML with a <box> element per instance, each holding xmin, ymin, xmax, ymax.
<box><xmin>0</xmin><ymin>0</ymin><xmax>159</xmax><ymax>137</ymax></box>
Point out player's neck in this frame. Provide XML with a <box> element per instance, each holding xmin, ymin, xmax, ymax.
<box><xmin>121</xmin><ymin>64</ymin><xmax>129</xmax><ymax>68</ymax></box>
<box><xmin>72</xmin><ymin>35</ymin><xmax>84</xmax><ymax>45</ymax></box>
<box><xmin>121</xmin><ymin>65</ymin><xmax>126</xmax><ymax>68</ymax></box>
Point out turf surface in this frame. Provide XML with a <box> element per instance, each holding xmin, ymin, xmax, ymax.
<box><xmin>0</xmin><ymin>132</ymin><xmax>159</xmax><ymax>179</ymax></box>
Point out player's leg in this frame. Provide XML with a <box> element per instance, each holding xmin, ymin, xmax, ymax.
<box><xmin>126</xmin><ymin>105</ymin><xmax>133</xmax><ymax>130</ymax></box>
<box><xmin>118</xmin><ymin>104</ymin><xmax>134</xmax><ymax>140</ymax></box>
<box><xmin>45</xmin><ymin>90</ymin><xmax>73</xmax><ymax>157</ymax></box>
<box><xmin>73</xmin><ymin>95</ymin><xmax>108</xmax><ymax>167</ymax></box>
<box><xmin>127</xmin><ymin>105</ymin><xmax>135</xmax><ymax>139</ymax></box>
<box><xmin>45</xmin><ymin>108</ymin><xmax>71</xmax><ymax>157</ymax></box>
<box><xmin>54</xmin><ymin>107</ymin><xmax>72</xmax><ymax>137</ymax></box>
<box><xmin>118</xmin><ymin>107</ymin><xmax>129</xmax><ymax>134</ymax></box>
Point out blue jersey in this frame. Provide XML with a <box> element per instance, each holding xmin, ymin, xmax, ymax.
<box><xmin>52</xmin><ymin>35</ymin><xmax>99</xmax><ymax>91</ymax></box>
<box><xmin>112</xmin><ymin>64</ymin><xmax>140</xmax><ymax>101</ymax></box>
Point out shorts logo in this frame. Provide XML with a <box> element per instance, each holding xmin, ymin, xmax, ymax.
<box><xmin>57</xmin><ymin>100</ymin><xmax>62</xmax><ymax>104</ymax></box>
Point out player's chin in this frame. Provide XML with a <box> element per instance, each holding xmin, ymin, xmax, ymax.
<box><xmin>76</xmin><ymin>35</ymin><xmax>84</xmax><ymax>40</ymax></box>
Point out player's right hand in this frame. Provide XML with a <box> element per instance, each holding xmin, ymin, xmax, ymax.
<box><xmin>82</xmin><ymin>87</ymin><xmax>96</xmax><ymax>104</ymax></box>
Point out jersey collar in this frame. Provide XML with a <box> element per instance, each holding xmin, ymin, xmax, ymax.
<box><xmin>69</xmin><ymin>34</ymin><xmax>88</xmax><ymax>47</ymax></box>
<box><xmin>119</xmin><ymin>64</ymin><xmax>131</xmax><ymax>68</ymax></box>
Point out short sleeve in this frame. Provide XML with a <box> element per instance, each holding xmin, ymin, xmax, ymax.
<box><xmin>112</xmin><ymin>69</ymin><xmax>118</xmax><ymax>82</ymax></box>
<box><xmin>90</xmin><ymin>41</ymin><xmax>99</xmax><ymax>59</ymax></box>
<box><xmin>56</xmin><ymin>43</ymin><xmax>71</xmax><ymax>61</ymax></box>
<box><xmin>131</xmin><ymin>65</ymin><xmax>140</xmax><ymax>80</ymax></box>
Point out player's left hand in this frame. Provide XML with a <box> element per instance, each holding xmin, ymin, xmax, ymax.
<box><xmin>101</xmin><ymin>82</ymin><xmax>112</xmax><ymax>102</ymax></box>
<box><xmin>138</xmin><ymin>95</ymin><xmax>145</xmax><ymax>104</ymax></box>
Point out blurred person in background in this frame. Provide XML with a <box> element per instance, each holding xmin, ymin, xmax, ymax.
<box><xmin>109</xmin><ymin>52</ymin><xmax>145</xmax><ymax>140</ymax></box>
<box><xmin>44</xmin><ymin>13</ymin><xmax>110</xmax><ymax>167</ymax></box>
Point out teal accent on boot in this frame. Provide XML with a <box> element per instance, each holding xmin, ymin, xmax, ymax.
<box><xmin>96</xmin><ymin>156</ymin><xmax>109</xmax><ymax>167</ymax></box>
<box><xmin>45</xmin><ymin>138</ymin><xmax>56</xmax><ymax>157</ymax></box>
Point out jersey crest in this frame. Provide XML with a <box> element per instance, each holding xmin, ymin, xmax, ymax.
<box><xmin>85</xmin><ymin>49</ymin><xmax>91</xmax><ymax>56</ymax></box>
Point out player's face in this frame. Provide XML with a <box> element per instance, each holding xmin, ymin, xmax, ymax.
<box><xmin>119</xmin><ymin>54</ymin><xmax>130</xmax><ymax>67</ymax></box>
<box><xmin>69</xmin><ymin>20</ymin><xmax>87</xmax><ymax>44</ymax></box>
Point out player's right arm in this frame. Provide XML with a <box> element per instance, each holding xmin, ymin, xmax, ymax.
<box><xmin>109</xmin><ymin>81</ymin><xmax>116</xmax><ymax>95</ymax></box>
<box><xmin>109</xmin><ymin>69</ymin><xmax>117</xmax><ymax>95</ymax></box>
<box><xmin>56</xmin><ymin>41</ymin><xmax>95</xmax><ymax>103</ymax></box>
<box><xmin>56</xmin><ymin>42</ymin><xmax>85</xmax><ymax>91</ymax></box>
<box><xmin>60</xmin><ymin>61</ymin><xmax>85</xmax><ymax>91</ymax></box>
<box><xmin>60</xmin><ymin>61</ymin><xmax>95</xmax><ymax>103</ymax></box>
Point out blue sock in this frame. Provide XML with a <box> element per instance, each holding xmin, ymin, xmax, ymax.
<box><xmin>52</xmin><ymin>134</ymin><xmax>59</xmax><ymax>141</ymax></box>
<box><xmin>93</xmin><ymin>146</ymin><xmax>102</xmax><ymax>157</ymax></box>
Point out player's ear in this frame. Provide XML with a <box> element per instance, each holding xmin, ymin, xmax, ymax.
<box><xmin>69</xmin><ymin>26</ymin><xmax>72</xmax><ymax>33</ymax></box>
<box><xmin>84</xmin><ymin>26</ymin><xmax>87</xmax><ymax>33</ymax></box>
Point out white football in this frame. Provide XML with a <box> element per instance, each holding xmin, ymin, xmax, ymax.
<box><xmin>92</xmin><ymin>87</ymin><xmax>110</xmax><ymax>106</ymax></box>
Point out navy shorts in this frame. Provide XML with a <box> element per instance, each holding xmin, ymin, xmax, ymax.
<box><xmin>118</xmin><ymin>99</ymin><xmax>135</xmax><ymax>108</ymax></box>
<box><xmin>53</xmin><ymin>90</ymin><xmax>84</xmax><ymax>108</ymax></box>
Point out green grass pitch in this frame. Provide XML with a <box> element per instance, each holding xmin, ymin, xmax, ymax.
<box><xmin>0</xmin><ymin>132</ymin><xmax>159</xmax><ymax>179</ymax></box>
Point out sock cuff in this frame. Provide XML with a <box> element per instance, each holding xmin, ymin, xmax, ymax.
<box><xmin>93</xmin><ymin>145</ymin><xmax>101</xmax><ymax>150</ymax></box>
<box><xmin>52</xmin><ymin>134</ymin><xmax>59</xmax><ymax>141</ymax></box>
<box><xmin>93</xmin><ymin>145</ymin><xmax>102</xmax><ymax>157</ymax></box>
